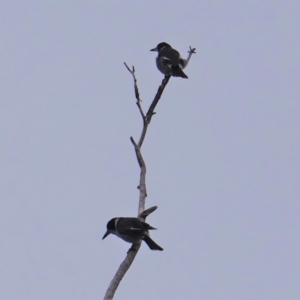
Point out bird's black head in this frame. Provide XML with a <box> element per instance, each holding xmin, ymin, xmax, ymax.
<box><xmin>150</xmin><ymin>42</ymin><xmax>172</xmax><ymax>52</ymax></box>
<box><xmin>102</xmin><ymin>218</ymin><xmax>118</xmax><ymax>239</ymax></box>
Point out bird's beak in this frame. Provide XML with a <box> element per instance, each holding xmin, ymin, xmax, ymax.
<box><xmin>150</xmin><ymin>47</ymin><xmax>158</xmax><ymax>52</ymax></box>
<box><xmin>102</xmin><ymin>230</ymin><xmax>111</xmax><ymax>240</ymax></box>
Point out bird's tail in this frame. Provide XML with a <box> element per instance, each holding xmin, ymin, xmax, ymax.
<box><xmin>143</xmin><ymin>236</ymin><xmax>163</xmax><ymax>251</ymax></box>
<box><xmin>172</xmin><ymin>66</ymin><xmax>188</xmax><ymax>78</ymax></box>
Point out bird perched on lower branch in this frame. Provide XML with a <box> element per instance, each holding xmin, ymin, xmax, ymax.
<box><xmin>102</xmin><ymin>217</ymin><xmax>163</xmax><ymax>251</ymax></box>
<box><xmin>151</xmin><ymin>42</ymin><xmax>188</xmax><ymax>79</ymax></box>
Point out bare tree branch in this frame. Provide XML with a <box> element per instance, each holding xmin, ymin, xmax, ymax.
<box><xmin>146</xmin><ymin>75</ymin><xmax>171</xmax><ymax>122</ymax></box>
<box><xmin>124</xmin><ymin>63</ymin><xmax>148</xmax><ymax>147</ymax></box>
<box><xmin>130</xmin><ymin>136</ymin><xmax>147</xmax><ymax>214</ymax></box>
<box><xmin>103</xmin><ymin>64</ymin><xmax>160</xmax><ymax>300</ymax></box>
<box><xmin>185</xmin><ymin>46</ymin><xmax>197</xmax><ymax>66</ymax></box>
<box><xmin>124</xmin><ymin>63</ymin><xmax>145</xmax><ymax>120</ymax></box>
<box><xmin>103</xmin><ymin>241</ymin><xmax>141</xmax><ymax>300</ymax></box>
<box><xmin>139</xmin><ymin>205</ymin><xmax>157</xmax><ymax>219</ymax></box>
<box><xmin>104</xmin><ymin>47</ymin><xmax>195</xmax><ymax>299</ymax></box>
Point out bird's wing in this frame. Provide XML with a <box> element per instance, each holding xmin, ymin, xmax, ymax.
<box><xmin>117</xmin><ymin>218</ymin><xmax>145</xmax><ymax>237</ymax></box>
<box><xmin>159</xmin><ymin>48</ymin><xmax>180</xmax><ymax>65</ymax></box>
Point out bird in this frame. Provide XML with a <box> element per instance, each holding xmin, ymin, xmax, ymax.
<box><xmin>151</xmin><ymin>42</ymin><xmax>188</xmax><ymax>78</ymax></box>
<box><xmin>102</xmin><ymin>217</ymin><xmax>163</xmax><ymax>251</ymax></box>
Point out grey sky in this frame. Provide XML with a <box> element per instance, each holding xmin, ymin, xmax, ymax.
<box><xmin>1</xmin><ymin>1</ymin><xmax>299</xmax><ymax>299</ymax></box>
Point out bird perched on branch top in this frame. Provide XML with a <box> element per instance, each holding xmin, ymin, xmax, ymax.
<box><xmin>151</xmin><ymin>42</ymin><xmax>188</xmax><ymax>78</ymax></box>
<box><xmin>102</xmin><ymin>217</ymin><xmax>163</xmax><ymax>251</ymax></box>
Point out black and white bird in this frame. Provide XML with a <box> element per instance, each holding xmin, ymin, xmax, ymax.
<box><xmin>102</xmin><ymin>217</ymin><xmax>163</xmax><ymax>251</ymax></box>
<box><xmin>151</xmin><ymin>42</ymin><xmax>188</xmax><ymax>78</ymax></box>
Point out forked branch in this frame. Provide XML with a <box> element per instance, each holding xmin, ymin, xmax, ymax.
<box><xmin>104</xmin><ymin>47</ymin><xmax>195</xmax><ymax>299</ymax></box>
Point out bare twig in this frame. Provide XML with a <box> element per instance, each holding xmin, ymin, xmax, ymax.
<box><xmin>186</xmin><ymin>46</ymin><xmax>196</xmax><ymax>66</ymax></box>
<box><xmin>146</xmin><ymin>75</ymin><xmax>171</xmax><ymax>122</ymax></box>
<box><xmin>124</xmin><ymin>63</ymin><xmax>149</xmax><ymax>147</ymax></box>
<box><xmin>139</xmin><ymin>206</ymin><xmax>158</xmax><ymax>219</ymax></box>
<box><xmin>124</xmin><ymin>63</ymin><xmax>145</xmax><ymax>120</ymax></box>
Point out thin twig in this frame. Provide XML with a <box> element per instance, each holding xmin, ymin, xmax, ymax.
<box><xmin>184</xmin><ymin>46</ymin><xmax>196</xmax><ymax>68</ymax></box>
<box><xmin>124</xmin><ymin>62</ymin><xmax>148</xmax><ymax>147</ymax></box>
<box><xmin>139</xmin><ymin>206</ymin><xmax>158</xmax><ymax>219</ymax></box>
<box><xmin>146</xmin><ymin>75</ymin><xmax>171</xmax><ymax>122</ymax></box>
<box><xmin>124</xmin><ymin>62</ymin><xmax>145</xmax><ymax>120</ymax></box>
<box><xmin>186</xmin><ymin>46</ymin><xmax>196</xmax><ymax>65</ymax></box>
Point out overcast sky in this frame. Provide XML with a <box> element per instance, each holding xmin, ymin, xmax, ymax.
<box><xmin>1</xmin><ymin>1</ymin><xmax>299</xmax><ymax>299</ymax></box>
